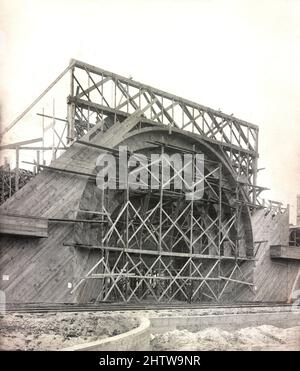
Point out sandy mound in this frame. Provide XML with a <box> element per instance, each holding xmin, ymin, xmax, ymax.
<box><xmin>151</xmin><ymin>325</ymin><xmax>300</xmax><ymax>351</ymax></box>
<box><xmin>0</xmin><ymin>312</ymin><xmax>138</xmax><ymax>350</ymax></box>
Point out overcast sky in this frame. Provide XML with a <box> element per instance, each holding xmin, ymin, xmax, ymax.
<box><xmin>0</xmin><ymin>0</ymin><xmax>299</xmax><ymax>222</ymax></box>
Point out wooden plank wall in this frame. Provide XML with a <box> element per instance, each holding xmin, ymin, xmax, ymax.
<box><xmin>0</xmin><ymin>115</ymin><xmax>142</xmax><ymax>303</ymax></box>
<box><xmin>250</xmin><ymin>208</ymin><xmax>300</xmax><ymax>302</ymax></box>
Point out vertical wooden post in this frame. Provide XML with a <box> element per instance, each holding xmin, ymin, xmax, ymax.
<box><xmin>159</xmin><ymin>144</ymin><xmax>164</xmax><ymax>253</ymax></box>
<box><xmin>67</xmin><ymin>66</ymin><xmax>75</xmax><ymax>142</ymax></box>
<box><xmin>189</xmin><ymin>147</ymin><xmax>195</xmax><ymax>303</ymax></box>
<box><xmin>42</xmin><ymin>107</ymin><xmax>45</xmax><ymax>164</ymax></box>
<box><xmin>218</xmin><ymin>163</ymin><xmax>222</xmax><ymax>298</ymax></box>
<box><xmin>15</xmin><ymin>146</ymin><xmax>19</xmax><ymax>192</ymax></box>
<box><xmin>158</xmin><ymin>144</ymin><xmax>164</xmax><ymax>298</ymax></box>
<box><xmin>125</xmin><ymin>151</ymin><xmax>130</xmax><ymax>302</ymax></box>
<box><xmin>252</xmin><ymin>129</ymin><xmax>259</xmax><ymax>205</ymax></box>
<box><xmin>87</xmin><ymin>73</ymin><xmax>90</xmax><ymax>132</ymax></box>
<box><xmin>1</xmin><ymin>160</ymin><xmax>5</xmax><ymax>203</ymax></box>
<box><xmin>36</xmin><ymin>150</ymin><xmax>40</xmax><ymax>173</ymax></box>
<box><xmin>52</xmin><ymin>99</ymin><xmax>56</xmax><ymax>161</ymax></box>
<box><xmin>8</xmin><ymin>160</ymin><xmax>11</xmax><ymax>198</ymax></box>
<box><xmin>114</xmin><ymin>77</ymin><xmax>117</xmax><ymax>125</ymax></box>
<box><xmin>101</xmin><ymin>73</ymin><xmax>104</xmax><ymax>132</ymax></box>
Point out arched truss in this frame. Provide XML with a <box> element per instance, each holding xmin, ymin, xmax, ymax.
<box><xmin>69</xmin><ymin>128</ymin><xmax>256</xmax><ymax>303</ymax></box>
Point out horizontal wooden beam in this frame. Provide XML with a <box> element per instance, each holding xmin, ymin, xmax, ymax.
<box><xmin>0</xmin><ymin>213</ymin><xmax>104</xmax><ymax>226</ymax></box>
<box><xmin>87</xmin><ymin>273</ymin><xmax>220</xmax><ymax>281</ymax></box>
<box><xmin>65</xmin><ymin>243</ymin><xmax>255</xmax><ymax>261</ymax></box>
<box><xmin>0</xmin><ymin>138</ymin><xmax>43</xmax><ymax>150</ymax></box>
<box><xmin>22</xmin><ymin>162</ymin><xmax>96</xmax><ymax>179</ymax></box>
<box><xmin>270</xmin><ymin>245</ymin><xmax>300</xmax><ymax>260</ymax></box>
<box><xmin>49</xmin><ymin>218</ymin><xmax>105</xmax><ymax>224</ymax></box>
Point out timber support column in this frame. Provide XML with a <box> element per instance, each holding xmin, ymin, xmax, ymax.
<box><xmin>297</xmin><ymin>195</ymin><xmax>300</xmax><ymax>225</ymax></box>
<box><xmin>67</xmin><ymin>65</ymin><xmax>75</xmax><ymax>143</ymax></box>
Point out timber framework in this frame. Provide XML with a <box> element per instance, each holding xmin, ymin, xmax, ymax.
<box><xmin>0</xmin><ymin>60</ymin><xmax>299</xmax><ymax>304</ymax></box>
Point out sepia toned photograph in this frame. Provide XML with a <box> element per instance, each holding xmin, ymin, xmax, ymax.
<box><xmin>0</xmin><ymin>0</ymin><xmax>299</xmax><ymax>355</ymax></box>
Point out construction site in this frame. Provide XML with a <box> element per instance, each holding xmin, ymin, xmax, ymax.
<box><xmin>0</xmin><ymin>59</ymin><xmax>299</xmax><ymax>351</ymax></box>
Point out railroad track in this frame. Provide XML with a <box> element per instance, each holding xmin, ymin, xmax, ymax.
<box><xmin>4</xmin><ymin>301</ymin><xmax>296</xmax><ymax>314</ymax></box>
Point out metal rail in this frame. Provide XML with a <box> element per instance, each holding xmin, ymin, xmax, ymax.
<box><xmin>4</xmin><ymin>302</ymin><xmax>294</xmax><ymax>314</ymax></box>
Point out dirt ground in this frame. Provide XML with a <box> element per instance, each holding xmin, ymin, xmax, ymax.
<box><xmin>151</xmin><ymin>325</ymin><xmax>300</xmax><ymax>351</ymax></box>
<box><xmin>0</xmin><ymin>312</ymin><xmax>138</xmax><ymax>350</ymax></box>
<box><xmin>1</xmin><ymin>309</ymin><xmax>299</xmax><ymax>351</ymax></box>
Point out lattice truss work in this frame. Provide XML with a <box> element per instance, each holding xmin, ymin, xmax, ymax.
<box><xmin>68</xmin><ymin>61</ymin><xmax>263</xmax><ymax>207</ymax></box>
<box><xmin>70</xmin><ymin>144</ymin><xmax>255</xmax><ymax>303</ymax></box>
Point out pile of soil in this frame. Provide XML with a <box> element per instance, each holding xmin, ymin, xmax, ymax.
<box><xmin>0</xmin><ymin>312</ymin><xmax>138</xmax><ymax>350</ymax></box>
<box><xmin>151</xmin><ymin>325</ymin><xmax>300</xmax><ymax>351</ymax></box>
